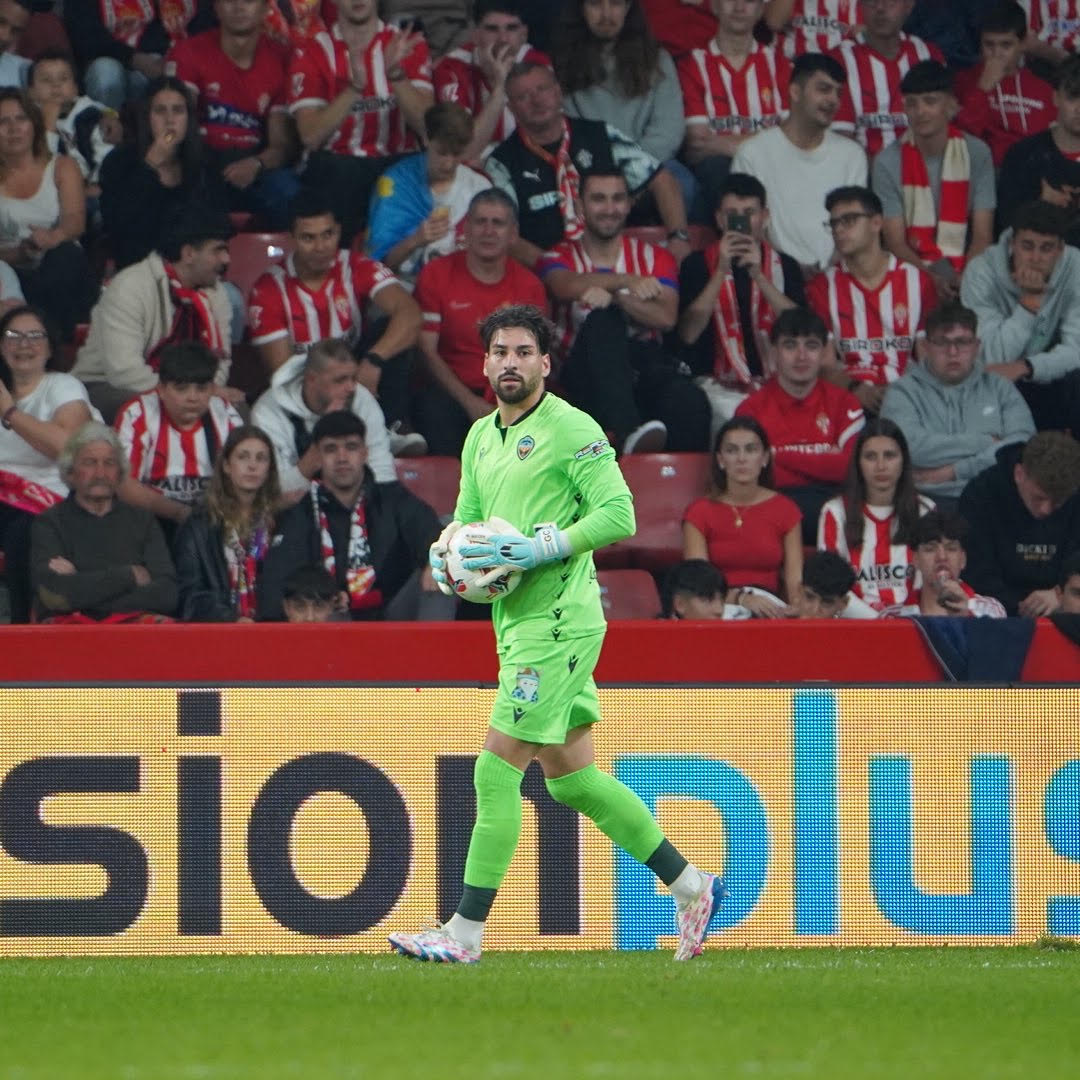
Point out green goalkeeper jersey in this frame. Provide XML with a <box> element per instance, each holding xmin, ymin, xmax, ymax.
<box><xmin>456</xmin><ymin>393</ymin><xmax>635</xmax><ymax>646</ymax></box>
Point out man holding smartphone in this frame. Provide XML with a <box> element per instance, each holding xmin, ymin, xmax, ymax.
<box><xmin>676</xmin><ymin>172</ymin><xmax>805</xmax><ymax>440</ymax></box>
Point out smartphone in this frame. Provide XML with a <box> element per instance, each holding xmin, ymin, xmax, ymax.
<box><xmin>726</xmin><ymin>211</ymin><xmax>752</xmax><ymax>235</ymax></box>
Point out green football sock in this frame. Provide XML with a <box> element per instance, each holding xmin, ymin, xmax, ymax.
<box><xmin>545</xmin><ymin>763</ymin><xmax>666</xmax><ymax>864</ymax></box>
<box><xmin>461</xmin><ymin>750</ymin><xmax>526</xmax><ymax>907</ymax></box>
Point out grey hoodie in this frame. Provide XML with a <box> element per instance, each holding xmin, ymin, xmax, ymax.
<box><xmin>881</xmin><ymin>356</ymin><xmax>1035</xmax><ymax>499</ymax></box>
<box><xmin>960</xmin><ymin>228</ymin><xmax>1080</xmax><ymax>383</ymax></box>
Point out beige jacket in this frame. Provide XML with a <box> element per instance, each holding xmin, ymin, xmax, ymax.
<box><xmin>73</xmin><ymin>252</ymin><xmax>231</xmax><ymax>393</ymax></box>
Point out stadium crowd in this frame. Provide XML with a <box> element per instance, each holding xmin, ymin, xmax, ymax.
<box><xmin>0</xmin><ymin>0</ymin><xmax>1078</xmax><ymax>626</ymax></box>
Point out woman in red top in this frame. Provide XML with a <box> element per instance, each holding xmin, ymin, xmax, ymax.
<box><xmin>682</xmin><ymin>415</ymin><xmax>802</xmax><ymax>617</ymax></box>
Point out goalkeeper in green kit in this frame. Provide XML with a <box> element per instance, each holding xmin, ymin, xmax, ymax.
<box><xmin>389</xmin><ymin>305</ymin><xmax>725</xmax><ymax>964</ymax></box>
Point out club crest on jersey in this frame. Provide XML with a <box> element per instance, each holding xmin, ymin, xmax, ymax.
<box><xmin>511</xmin><ymin>666</ymin><xmax>540</xmax><ymax>704</ymax></box>
<box><xmin>335</xmin><ymin>295</ymin><xmax>351</xmax><ymax>320</ymax></box>
<box><xmin>893</xmin><ymin>303</ymin><xmax>908</xmax><ymax>327</ymax></box>
<box><xmin>574</xmin><ymin>438</ymin><xmax>609</xmax><ymax>459</ymax></box>
<box><xmin>517</xmin><ymin>435</ymin><xmax>535</xmax><ymax>460</ymax></box>
<box><xmin>816</xmin><ymin>412</ymin><xmax>830</xmax><ymax>434</ymax></box>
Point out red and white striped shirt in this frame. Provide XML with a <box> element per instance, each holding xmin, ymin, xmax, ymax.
<box><xmin>818</xmin><ymin>493</ymin><xmax>934</xmax><ymax>610</ymax></box>
<box><xmin>115</xmin><ymin>391</ymin><xmax>243</xmax><ymax>504</ymax></box>
<box><xmin>776</xmin><ymin>0</ymin><xmax>862</xmax><ymax>58</ymax></box>
<box><xmin>536</xmin><ymin>235</ymin><xmax>679</xmax><ymax>355</ymax></box>
<box><xmin>882</xmin><ymin>581</ymin><xmax>1007</xmax><ymax>619</ymax></box>
<box><xmin>806</xmin><ymin>255</ymin><xmax>936</xmax><ymax>385</ymax></box>
<box><xmin>247</xmin><ymin>250</ymin><xmax>399</xmax><ymax>349</ymax></box>
<box><xmin>677</xmin><ymin>39</ymin><xmax>790</xmax><ymax>137</ymax></box>
<box><xmin>287</xmin><ymin>20</ymin><xmax>433</xmax><ymax>158</ymax></box>
<box><xmin>1024</xmin><ymin>1</ymin><xmax>1080</xmax><ymax>53</ymax></box>
<box><xmin>434</xmin><ymin>42</ymin><xmax>550</xmax><ymax>151</ymax></box>
<box><xmin>831</xmin><ymin>33</ymin><xmax>943</xmax><ymax>156</ymax></box>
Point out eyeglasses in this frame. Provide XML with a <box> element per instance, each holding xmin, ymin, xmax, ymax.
<box><xmin>824</xmin><ymin>212</ymin><xmax>871</xmax><ymax>232</ymax></box>
<box><xmin>2</xmin><ymin>329</ymin><xmax>47</xmax><ymax>343</ymax></box>
<box><xmin>927</xmin><ymin>336</ymin><xmax>976</xmax><ymax>351</ymax></box>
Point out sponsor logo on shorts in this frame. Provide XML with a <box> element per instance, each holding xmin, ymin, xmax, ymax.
<box><xmin>574</xmin><ymin>439</ymin><xmax>609</xmax><ymax>460</ymax></box>
<box><xmin>517</xmin><ymin>435</ymin><xmax>535</xmax><ymax>460</ymax></box>
<box><xmin>511</xmin><ymin>666</ymin><xmax>540</xmax><ymax>704</ymax></box>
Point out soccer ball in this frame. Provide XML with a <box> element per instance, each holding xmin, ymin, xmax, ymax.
<box><xmin>445</xmin><ymin>519</ymin><xmax>524</xmax><ymax>604</ymax></box>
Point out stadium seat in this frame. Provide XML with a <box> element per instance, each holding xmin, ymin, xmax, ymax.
<box><xmin>597</xmin><ymin>569</ymin><xmax>661</xmax><ymax>620</ymax></box>
<box><xmin>227</xmin><ymin>232</ymin><xmax>292</xmax><ymax>301</ymax></box>
<box><xmin>616</xmin><ymin>453</ymin><xmax>712</xmax><ymax>573</ymax></box>
<box><xmin>395</xmin><ymin>457</ymin><xmax>462</xmax><ymax>521</ymax></box>
<box><xmin>17</xmin><ymin>13</ymin><xmax>72</xmax><ymax>59</ymax></box>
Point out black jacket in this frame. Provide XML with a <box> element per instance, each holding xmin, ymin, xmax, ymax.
<box><xmin>257</xmin><ymin>473</ymin><xmax>441</xmax><ymax>621</ymax></box>
<box><xmin>174</xmin><ymin>508</ymin><xmax>266</xmax><ymax>622</ymax></box>
<box><xmin>959</xmin><ymin>443</ymin><xmax>1080</xmax><ymax>615</ymax></box>
<box><xmin>66</xmin><ymin>1</ymin><xmax>215</xmax><ymax>69</ymax></box>
<box><xmin>996</xmin><ymin>130</ymin><xmax>1080</xmax><ymax>246</ymax></box>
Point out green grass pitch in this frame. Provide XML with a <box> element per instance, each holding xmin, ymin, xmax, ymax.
<box><xmin>2</xmin><ymin>946</ymin><xmax>1077</xmax><ymax>1079</ymax></box>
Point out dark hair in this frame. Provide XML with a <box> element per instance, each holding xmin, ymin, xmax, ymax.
<box><xmin>1011</xmin><ymin>200</ymin><xmax>1070</xmax><ymax>240</ymax></box>
<box><xmin>205</xmin><ymin>424</ymin><xmax>280</xmax><ymax>537</ymax></box>
<box><xmin>467</xmin><ymin>186</ymin><xmax>518</xmax><ymax>222</ymax></box>
<box><xmin>790</xmin><ymin>51</ymin><xmax>846</xmax><ymax>87</ymax></box>
<box><xmin>312</xmin><ymin>410</ymin><xmax>367</xmax><ymax>444</ymax></box>
<box><xmin>424</xmin><ymin>101</ymin><xmax>473</xmax><ymax>153</ymax></box>
<box><xmin>157</xmin><ymin>341</ymin><xmax>218</xmax><ymax>385</ymax></box>
<box><xmin>899</xmin><ymin>60</ymin><xmax>954</xmax><ymax>96</ymax></box>
<box><xmin>157</xmin><ymin>202</ymin><xmax>233</xmax><ymax>261</ymax></box>
<box><xmin>480</xmin><ymin>304</ymin><xmax>554</xmax><ymax>355</ymax></box>
<box><xmin>911</xmin><ymin>509</ymin><xmax>970</xmax><ymax>549</ymax></box>
<box><xmin>0</xmin><ymin>88</ymin><xmax>47</xmax><ymax>165</ymax></box>
<box><xmin>717</xmin><ymin>171</ymin><xmax>767</xmax><ymax>211</ymax></box>
<box><xmin>1059</xmin><ymin>551</ymin><xmax>1080</xmax><ymax>589</ymax></box>
<box><xmin>803</xmin><ymin>550</ymin><xmax>856</xmax><ymax>601</ymax></box>
<box><xmin>662</xmin><ymin>559</ymin><xmax>728</xmax><ymax>617</ymax></box>
<box><xmin>134</xmin><ymin>77</ymin><xmax>202</xmax><ymax>180</ymax></box>
<box><xmin>283</xmin><ymin>564</ymin><xmax>339</xmax><ymax>603</ymax></box>
<box><xmin>0</xmin><ymin>304</ymin><xmax>59</xmax><ymax>390</ymax></box>
<box><xmin>769</xmin><ymin>306</ymin><xmax>828</xmax><ymax>344</ymax></box>
<box><xmin>289</xmin><ymin>191</ymin><xmax>338</xmax><ymax>230</ymax></box>
<box><xmin>28</xmin><ymin>49</ymin><xmax>77</xmax><ymax>90</ymax></box>
<box><xmin>474</xmin><ymin>0</ymin><xmax>524</xmax><ymax>21</ymax></box>
<box><xmin>1059</xmin><ymin>54</ymin><xmax>1080</xmax><ymax>99</ymax></box>
<box><xmin>842</xmin><ymin>417</ymin><xmax>920</xmax><ymax>552</ymax></box>
<box><xmin>712</xmin><ymin>416</ymin><xmax>774</xmax><ymax>493</ymax></box>
<box><xmin>553</xmin><ymin>0</ymin><xmax>661</xmax><ymax>100</ymax></box>
<box><xmin>580</xmin><ymin>167</ymin><xmax>628</xmax><ymax>195</ymax></box>
<box><xmin>980</xmin><ymin>1</ymin><xmax>1028</xmax><ymax>39</ymax></box>
<box><xmin>825</xmin><ymin>185</ymin><xmax>883</xmax><ymax>216</ymax></box>
<box><xmin>1020</xmin><ymin>431</ymin><xmax>1080</xmax><ymax>505</ymax></box>
<box><xmin>925</xmin><ymin>301</ymin><xmax>978</xmax><ymax>338</ymax></box>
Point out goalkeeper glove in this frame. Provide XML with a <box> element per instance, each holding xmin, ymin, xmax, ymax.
<box><xmin>460</xmin><ymin>522</ymin><xmax>573</xmax><ymax>581</ymax></box>
<box><xmin>428</xmin><ymin>520</ymin><xmax>462</xmax><ymax>596</ymax></box>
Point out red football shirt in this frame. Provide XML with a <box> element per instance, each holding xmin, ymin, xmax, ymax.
<box><xmin>1027</xmin><ymin>1</ymin><xmax>1080</xmax><ymax>53</ymax></box>
<box><xmin>736</xmin><ymin>378</ymin><xmax>865</xmax><ymax>489</ymax></box>
<box><xmin>806</xmin><ymin>255</ymin><xmax>936</xmax><ymax>385</ymax></box>
<box><xmin>683</xmin><ymin>493</ymin><xmax>802</xmax><ymax>593</ymax></box>
<box><xmin>248</xmin><ymin>250</ymin><xmax>399</xmax><ymax>349</ymax></box>
<box><xmin>831</xmin><ymin>33</ymin><xmax>943</xmax><ymax>156</ymax></box>
<box><xmin>414</xmin><ymin>251</ymin><xmax>548</xmax><ymax>394</ymax></box>
<box><xmin>537</xmin><ymin>236</ymin><xmax>679</xmax><ymax>355</ymax></box>
<box><xmin>287</xmin><ymin>20</ymin><xmax>433</xmax><ymax>158</ymax></box>
<box><xmin>678</xmin><ymin>40</ymin><xmax>790</xmax><ymax>139</ymax></box>
<box><xmin>776</xmin><ymin>0</ymin><xmax>863</xmax><ymax>58</ymax></box>
<box><xmin>639</xmin><ymin>0</ymin><xmax>715</xmax><ymax>59</ymax></box>
<box><xmin>166</xmin><ymin>30</ymin><xmax>288</xmax><ymax>152</ymax></box>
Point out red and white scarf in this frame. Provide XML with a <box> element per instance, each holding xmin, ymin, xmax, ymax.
<box><xmin>0</xmin><ymin>469</ymin><xmax>63</xmax><ymax>515</ymax></box>
<box><xmin>225</xmin><ymin>522</ymin><xmax>269</xmax><ymax>620</ymax></box>
<box><xmin>705</xmin><ymin>240</ymin><xmax>784</xmax><ymax>385</ymax></box>
<box><xmin>901</xmin><ymin>126</ymin><xmax>970</xmax><ymax>273</ymax></box>
<box><xmin>312</xmin><ymin>482</ymin><xmax>382</xmax><ymax>612</ymax></box>
<box><xmin>149</xmin><ymin>260</ymin><xmax>226</xmax><ymax>371</ymax></box>
<box><xmin>99</xmin><ymin>0</ymin><xmax>196</xmax><ymax>47</ymax></box>
<box><xmin>520</xmin><ymin>120</ymin><xmax>583</xmax><ymax>241</ymax></box>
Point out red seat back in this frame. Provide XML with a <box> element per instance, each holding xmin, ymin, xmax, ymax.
<box><xmin>597</xmin><ymin>569</ymin><xmax>661</xmax><ymax>620</ymax></box>
<box><xmin>227</xmin><ymin>232</ymin><xmax>293</xmax><ymax>302</ymax></box>
<box><xmin>395</xmin><ymin>457</ymin><xmax>462</xmax><ymax>520</ymax></box>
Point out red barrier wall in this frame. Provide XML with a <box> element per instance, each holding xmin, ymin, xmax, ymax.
<box><xmin>0</xmin><ymin>620</ymin><xmax>1076</xmax><ymax>683</ymax></box>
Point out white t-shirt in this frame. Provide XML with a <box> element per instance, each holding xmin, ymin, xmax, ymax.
<box><xmin>0</xmin><ymin>51</ymin><xmax>29</xmax><ymax>90</ymax></box>
<box><xmin>0</xmin><ymin>372</ymin><xmax>96</xmax><ymax>495</ymax></box>
<box><xmin>731</xmin><ymin>125</ymin><xmax>868</xmax><ymax>269</ymax></box>
<box><xmin>0</xmin><ymin>260</ymin><xmax>24</xmax><ymax>302</ymax></box>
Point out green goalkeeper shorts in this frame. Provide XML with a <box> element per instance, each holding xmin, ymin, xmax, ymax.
<box><xmin>489</xmin><ymin>632</ymin><xmax>606</xmax><ymax>746</ymax></box>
